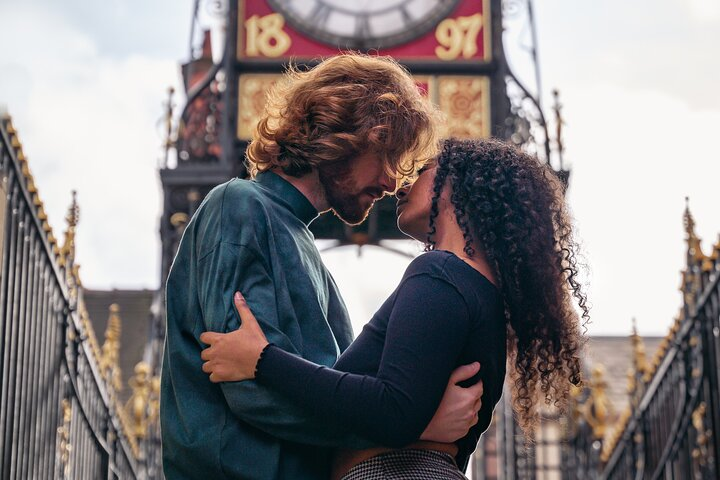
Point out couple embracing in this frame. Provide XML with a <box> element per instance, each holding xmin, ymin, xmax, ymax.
<box><xmin>160</xmin><ymin>54</ymin><xmax>586</xmax><ymax>480</ymax></box>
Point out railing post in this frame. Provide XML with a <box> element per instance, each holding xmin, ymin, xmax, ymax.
<box><xmin>699</xmin><ymin>284</ymin><xmax>720</xmax><ymax>478</ymax></box>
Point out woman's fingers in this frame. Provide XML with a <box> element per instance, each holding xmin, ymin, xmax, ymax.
<box><xmin>233</xmin><ymin>292</ymin><xmax>257</xmax><ymax>326</ymax></box>
<box><xmin>233</xmin><ymin>292</ymin><xmax>267</xmax><ymax>340</ymax></box>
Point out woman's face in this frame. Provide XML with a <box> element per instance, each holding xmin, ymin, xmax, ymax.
<box><xmin>396</xmin><ymin>163</ymin><xmax>437</xmax><ymax>242</ymax></box>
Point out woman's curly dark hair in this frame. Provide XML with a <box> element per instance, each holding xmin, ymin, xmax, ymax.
<box><xmin>427</xmin><ymin>138</ymin><xmax>588</xmax><ymax>434</ymax></box>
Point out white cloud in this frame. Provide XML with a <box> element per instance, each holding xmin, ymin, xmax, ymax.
<box><xmin>688</xmin><ymin>0</ymin><xmax>720</xmax><ymax>22</ymax></box>
<box><xmin>3</xmin><ymin>0</ymin><xmax>719</xmax><ymax>341</ymax></box>
<box><xmin>0</xmin><ymin>3</ymin><xmax>184</xmax><ymax>289</ymax></box>
<box><xmin>562</xmin><ymin>83</ymin><xmax>720</xmax><ymax>336</ymax></box>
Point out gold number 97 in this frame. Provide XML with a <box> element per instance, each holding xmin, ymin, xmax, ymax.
<box><xmin>435</xmin><ymin>14</ymin><xmax>483</xmax><ymax>61</ymax></box>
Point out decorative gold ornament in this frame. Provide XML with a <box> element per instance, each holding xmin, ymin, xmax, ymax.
<box><xmin>125</xmin><ymin>362</ymin><xmax>152</xmax><ymax>441</ymax></box>
<box><xmin>437</xmin><ymin>76</ymin><xmax>490</xmax><ymax>139</ymax></box>
<box><xmin>100</xmin><ymin>304</ymin><xmax>123</xmax><ymax>392</ymax></box>
<box><xmin>583</xmin><ymin>364</ymin><xmax>614</xmax><ymax>440</ymax></box>
<box><xmin>237</xmin><ymin>74</ymin><xmax>280</xmax><ymax>140</ymax></box>
<box><xmin>57</xmin><ymin>398</ymin><xmax>73</xmax><ymax>478</ymax></box>
<box><xmin>170</xmin><ymin>212</ymin><xmax>189</xmax><ymax>230</ymax></box>
<box><xmin>691</xmin><ymin>402</ymin><xmax>711</xmax><ymax>467</ymax></box>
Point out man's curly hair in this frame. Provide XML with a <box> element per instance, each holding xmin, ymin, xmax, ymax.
<box><xmin>427</xmin><ymin>138</ymin><xmax>588</xmax><ymax>434</ymax></box>
<box><xmin>246</xmin><ymin>53</ymin><xmax>441</xmax><ymax>181</ymax></box>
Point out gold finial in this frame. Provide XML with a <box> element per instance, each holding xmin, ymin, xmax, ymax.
<box><xmin>125</xmin><ymin>362</ymin><xmax>152</xmax><ymax>441</ymax></box>
<box><xmin>713</xmin><ymin>234</ymin><xmax>720</xmax><ymax>259</ymax></box>
<box><xmin>162</xmin><ymin>86</ymin><xmax>176</xmax><ymax>168</ymax></box>
<box><xmin>26</xmin><ymin>173</ymin><xmax>37</xmax><ymax>194</ymax></box>
<box><xmin>10</xmin><ymin>132</ymin><xmax>21</xmax><ymax>149</ymax></box>
<box><xmin>626</xmin><ymin>366</ymin><xmax>636</xmax><ymax>395</ymax></box>
<box><xmin>628</xmin><ymin>318</ymin><xmax>650</xmax><ymax>405</ymax></box>
<box><xmin>552</xmin><ymin>89</ymin><xmax>565</xmax><ymax>170</ymax></box>
<box><xmin>583</xmin><ymin>364</ymin><xmax>614</xmax><ymax>440</ymax></box>
<box><xmin>684</xmin><ymin>197</ymin><xmax>706</xmax><ymax>265</ymax></box>
<box><xmin>100</xmin><ymin>304</ymin><xmax>123</xmax><ymax>391</ymax></box>
<box><xmin>59</xmin><ymin>191</ymin><xmax>79</xmax><ymax>268</ymax></box>
<box><xmin>66</xmin><ymin>190</ymin><xmax>79</xmax><ymax>227</ymax></box>
<box><xmin>170</xmin><ymin>212</ymin><xmax>189</xmax><ymax>230</ymax></box>
<box><xmin>631</xmin><ymin>318</ymin><xmax>649</xmax><ymax>376</ymax></box>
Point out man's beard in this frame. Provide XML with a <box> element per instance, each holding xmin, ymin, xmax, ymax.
<box><xmin>318</xmin><ymin>162</ymin><xmax>383</xmax><ymax>226</ymax></box>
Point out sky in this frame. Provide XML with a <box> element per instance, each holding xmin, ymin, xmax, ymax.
<box><xmin>1</xmin><ymin>0</ymin><xmax>719</xmax><ymax>337</ymax></box>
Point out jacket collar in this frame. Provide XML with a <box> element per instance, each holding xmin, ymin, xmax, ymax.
<box><xmin>254</xmin><ymin>171</ymin><xmax>319</xmax><ymax>225</ymax></box>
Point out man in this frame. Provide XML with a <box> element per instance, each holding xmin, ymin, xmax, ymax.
<box><xmin>161</xmin><ymin>54</ymin><xmax>483</xmax><ymax>479</ymax></box>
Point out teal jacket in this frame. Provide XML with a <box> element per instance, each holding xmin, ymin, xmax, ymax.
<box><xmin>161</xmin><ymin>172</ymin><xmax>369</xmax><ymax>479</ymax></box>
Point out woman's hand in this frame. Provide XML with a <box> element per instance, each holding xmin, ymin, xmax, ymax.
<box><xmin>200</xmin><ymin>292</ymin><xmax>269</xmax><ymax>382</ymax></box>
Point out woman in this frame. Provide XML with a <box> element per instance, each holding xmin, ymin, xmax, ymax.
<box><xmin>200</xmin><ymin>138</ymin><xmax>588</xmax><ymax>479</ymax></box>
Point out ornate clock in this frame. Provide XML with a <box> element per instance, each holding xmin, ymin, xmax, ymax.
<box><xmin>235</xmin><ymin>0</ymin><xmax>497</xmax><ymax>242</ymax></box>
<box><xmin>267</xmin><ymin>0</ymin><xmax>462</xmax><ymax>49</ymax></box>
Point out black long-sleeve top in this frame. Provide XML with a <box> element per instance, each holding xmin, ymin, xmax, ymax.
<box><xmin>255</xmin><ymin>250</ymin><xmax>507</xmax><ymax>471</ymax></box>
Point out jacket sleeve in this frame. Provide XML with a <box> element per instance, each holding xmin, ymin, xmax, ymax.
<box><xmin>254</xmin><ymin>274</ymin><xmax>472</xmax><ymax>447</ymax></box>
<box><xmin>196</xmin><ymin>240</ymin><xmax>373</xmax><ymax>448</ymax></box>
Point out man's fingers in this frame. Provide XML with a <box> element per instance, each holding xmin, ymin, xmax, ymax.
<box><xmin>449</xmin><ymin>362</ymin><xmax>480</xmax><ymax>384</ymax></box>
<box><xmin>200</xmin><ymin>331</ymin><xmax>222</xmax><ymax>345</ymax></box>
<box><xmin>200</xmin><ymin>347</ymin><xmax>212</xmax><ymax>361</ymax></box>
<box><xmin>468</xmin><ymin>379</ymin><xmax>484</xmax><ymax>397</ymax></box>
<box><xmin>202</xmin><ymin>361</ymin><xmax>213</xmax><ymax>374</ymax></box>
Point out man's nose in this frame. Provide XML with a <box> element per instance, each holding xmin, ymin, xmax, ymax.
<box><xmin>379</xmin><ymin>172</ymin><xmax>397</xmax><ymax>194</ymax></box>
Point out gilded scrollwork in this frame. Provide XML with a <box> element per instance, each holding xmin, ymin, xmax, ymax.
<box><xmin>437</xmin><ymin>76</ymin><xmax>490</xmax><ymax>139</ymax></box>
<box><xmin>100</xmin><ymin>304</ymin><xmax>123</xmax><ymax>392</ymax></box>
<box><xmin>691</xmin><ymin>402</ymin><xmax>711</xmax><ymax>469</ymax></box>
<box><xmin>237</xmin><ymin>74</ymin><xmax>280</xmax><ymax>140</ymax></box>
<box><xmin>57</xmin><ymin>398</ymin><xmax>73</xmax><ymax>478</ymax></box>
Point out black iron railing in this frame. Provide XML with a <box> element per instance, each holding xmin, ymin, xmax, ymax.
<box><xmin>562</xmin><ymin>206</ymin><xmax>720</xmax><ymax>480</ymax></box>
<box><xmin>0</xmin><ymin>115</ymin><xmax>141</xmax><ymax>479</ymax></box>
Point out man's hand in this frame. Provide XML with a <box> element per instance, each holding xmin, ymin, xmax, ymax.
<box><xmin>420</xmin><ymin>362</ymin><xmax>483</xmax><ymax>443</ymax></box>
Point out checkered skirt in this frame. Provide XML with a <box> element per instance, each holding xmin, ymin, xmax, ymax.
<box><xmin>340</xmin><ymin>449</ymin><xmax>468</xmax><ymax>480</ymax></box>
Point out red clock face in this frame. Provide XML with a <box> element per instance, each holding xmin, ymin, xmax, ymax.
<box><xmin>239</xmin><ymin>0</ymin><xmax>491</xmax><ymax>62</ymax></box>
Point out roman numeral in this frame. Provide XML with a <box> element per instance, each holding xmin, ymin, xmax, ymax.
<box><xmin>355</xmin><ymin>14</ymin><xmax>371</xmax><ymax>38</ymax></box>
<box><xmin>310</xmin><ymin>2</ymin><xmax>332</xmax><ymax>27</ymax></box>
<box><xmin>398</xmin><ymin>5</ymin><xmax>412</xmax><ymax>25</ymax></box>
